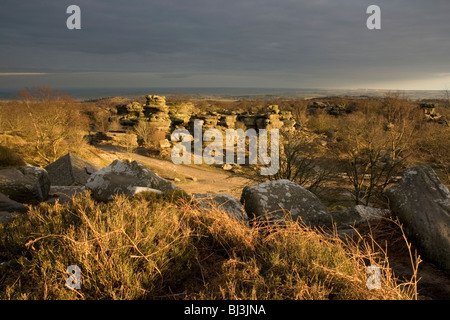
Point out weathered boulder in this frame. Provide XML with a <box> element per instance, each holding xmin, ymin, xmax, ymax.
<box><xmin>0</xmin><ymin>166</ymin><xmax>50</xmax><ymax>204</ymax></box>
<box><xmin>0</xmin><ymin>192</ymin><xmax>28</xmax><ymax>224</ymax></box>
<box><xmin>385</xmin><ymin>166</ymin><xmax>450</xmax><ymax>273</ymax></box>
<box><xmin>240</xmin><ymin>179</ymin><xmax>330</xmax><ymax>226</ymax></box>
<box><xmin>45</xmin><ymin>153</ymin><xmax>101</xmax><ymax>186</ymax></box>
<box><xmin>330</xmin><ymin>205</ymin><xmax>390</xmax><ymax>228</ymax></box>
<box><xmin>193</xmin><ymin>193</ymin><xmax>248</xmax><ymax>221</ymax></box>
<box><xmin>85</xmin><ymin>160</ymin><xmax>180</xmax><ymax>202</ymax></box>
<box><xmin>45</xmin><ymin>186</ymin><xmax>87</xmax><ymax>205</ymax></box>
<box><xmin>20</xmin><ymin>166</ymin><xmax>51</xmax><ymax>197</ymax></box>
<box><xmin>0</xmin><ymin>192</ymin><xmax>27</xmax><ymax>213</ymax></box>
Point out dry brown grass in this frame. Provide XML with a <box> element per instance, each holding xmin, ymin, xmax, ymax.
<box><xmin>0</xmin><ymin>191</ymin><xmax>417</xmax><ymax>300</ymax></box>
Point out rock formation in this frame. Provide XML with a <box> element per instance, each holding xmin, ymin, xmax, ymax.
<box><xmin>386</xmin><ymin>166</ymin><xmax>450</xmax><ymax>273</ymax></box>
<box><xmin>0</xmin><ymin>166</ymin><xmax>50</xmax><ymax>204</ymax></box>
<box><xmin>330</xmin><ymin>205</ymin><xmax>390</xmax><ymax>229</ymax></box>
<box><xmin>45</xmin><ymin>186</ymin><xmax>87</xmax><ymax>205</ymax></box>
<box><xmin>168</xmin><ymin>102</ymin><xmax>194</xmax><ymax>126</ymax></box>
<box><xmin>143</xmin><ymin>95</ymin><xmax>172</xmax><ymax>132</ymax></box>
<box><xmin>85</xmin><ymin>159</ymin><xmax>181</xmax><ymax>202</ymax></box>
<box><xmin>240</xmin><ymin>179</ymin><xmax>331</xmax><ymax>227</ymax></box>
<box><xmin>218</xmin><ymin>115</ymin><xmax>238</xmax><ymax>129</ymax></box>
<box><xmin>420</xmin><ymin>103</ymin><xmax>448</xmax><ymax>125</ymax></box>
<box><xmin>45</xmin><ymin>153</ymin><xmax>101</xmax><ymax>186</ymax></box>
<box><xmin>0</xmin><ymin>192</ymin><xmax>28</xmax><ymax>223</ymax></box>
<box><xmin>114</xmin><ymin>95</ymin><xmax>299</xmax><ymax>139</ymax></box>
<box><xmin>307</xmin><ymin>101</ymin><xmax>349</xmax><ymax>116</ymax></box>
<box><xmin>193</xmin><ymin>193</ymin><xmax>248</xmax><ymax>222</ymax></box>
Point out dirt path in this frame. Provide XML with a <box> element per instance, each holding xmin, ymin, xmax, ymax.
<box><xmin>94</xmin><ymin>145</ymin><xmax>256</xmax><ymax>199</ymax></box>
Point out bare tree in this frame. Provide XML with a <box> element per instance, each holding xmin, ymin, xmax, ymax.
<box><xmin>335</xmin><ymin>107</ymin><xmax>414</xmax><ymax>205</ymax></box>
<box><xmin>269</xmin><ymin>131</ymin><xmax>333</xmax><ymax>194</ymax></box>
<box><xmin>18</xmin><ymin>86</ymin><xmax>89</xmax><ymax>165</ymax></box>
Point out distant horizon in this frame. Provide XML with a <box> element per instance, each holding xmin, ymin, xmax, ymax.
<box><xmin>1</xmin><ymin>86</ymin><xmax>448</xmax><ymax>101</ymax></box>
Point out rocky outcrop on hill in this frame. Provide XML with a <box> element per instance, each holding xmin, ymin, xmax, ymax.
<box><xmin>0</xmin><ymin>166</ymin><xmax>50</xmax><ymax>204</ymax></box>
<box><xmin>143</xmin><ymin>95</ymin><xmax>172</xmax><ymax>132</ymax></box>
<box><xmin>307</xmin><ymin>101</ymin><xmax>351</xmax><ymax>116</ymax></box>
<box><xmin>169</xmin><ymin>102</ymin><xmax>194</xmax><ymax>126</ymax></box>
<box><xmin>420</xmin><ymin>103</ymin><xmax>448</xmax><ymax>125</ymax></box>
<box><xmin>386</xmin><ymin>166</ymin><xmax>450</xmax><ymax>273</ymax></box>
<box><xmin>115</xmin><ymin>94</ymin><xmax>298</xmax><ymax>135</ymax></box>
<box><xmin>85</xmin><ymin>159</ymin><xmax>181</xmax><ymax>202</ymax></box>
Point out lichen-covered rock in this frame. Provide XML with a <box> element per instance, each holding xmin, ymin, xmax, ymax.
<box><xmin>0</xmin><ymin>166</ymin><xmax>50</xmax><ymax>204</ymax></box>
<box><xmin>85</xmin><ymin>160</ymin><xmax>180</xmax><ymax>202</ymax></box>
<box><xmin>385</xmin><ymin>166</ymin><xmax>450</xmax><ymax>272</ymax></box>
<box><xmin>193</xmin><ymin>193</ymin><xmax>248</xmax><ymax>221</ymax></box>
<box><xmin>240</xmin><ymin>179</ymin><xmax>330</xmax><ymax>227</ymax></box>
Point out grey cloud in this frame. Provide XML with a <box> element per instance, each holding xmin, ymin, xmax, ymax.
<box><xmin>0</xmin><ymin>0</ymin><xmax>449</xmax><ymax>89</ymax></box>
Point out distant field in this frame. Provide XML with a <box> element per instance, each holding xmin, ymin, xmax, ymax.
<box><xmin>1</xmin><ymin>87</ymin><xmax>448</xmax><ymax>101</ymax></box>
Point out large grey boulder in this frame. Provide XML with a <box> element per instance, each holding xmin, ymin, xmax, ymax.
<box><xmin>330</xmin><ymin>205</ymin><xmax>390</xmax><ymax>228</ymax></box>
<box><xmin>0</xmin><ymin>192</ymin><xmax>27</xmax><ymax>213</ymax></box>
<box><xmin>240</xmin><ymin>179</ymin><xmax>330</xmax><ymax>227</ymax></box>
<box><xmin>0</xmin><ymin>166</ymin><xmax>50</xmax><ymax>204</ymax></box>
<box><xmin>45</xmin><ymin>186</ymin><xmax>87</xmax><ymax>205</ymax></box>
<box><xmin>385</xmin><ymin>166</ymin><xmax>450</xmax><ymax>273</ymax></box>
<box><xmin>45</xmin><ymin>153</ymin><xmax>101</xmax><ymax>186</ymax></box>
<box><xmin>85</xmin><ymin>159</ymin><xmax>180</xmax><ymax>202</ymax></box>
<box><xmin>193</xmin><ymin>193</ymin><xmax>248</xmax><ymax>222</ymax></box>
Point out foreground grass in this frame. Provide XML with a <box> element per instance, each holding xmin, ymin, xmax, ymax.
<box><xmin>0</xmin><ymin>191</ymin><xmax>415</xmax><ymax>300</ymax></box>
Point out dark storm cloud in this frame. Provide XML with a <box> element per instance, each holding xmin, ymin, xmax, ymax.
<box><xmin>0</xmin><ymin>0</ymin><xmax>449</xmax><ymax>88</ymax></box>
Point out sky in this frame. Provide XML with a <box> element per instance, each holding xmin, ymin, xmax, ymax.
<box><xmin>0</xmin><ymin>0</ymin><xmax>450</xmax><ymax>91</ymax></box>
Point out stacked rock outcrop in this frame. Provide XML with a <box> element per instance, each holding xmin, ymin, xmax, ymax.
<box><xmin>143</xmin><ymin>95</ymin><xmax>172</xmax><ymax>132</ymax></box>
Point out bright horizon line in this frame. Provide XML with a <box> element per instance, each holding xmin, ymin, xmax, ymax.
<box><xmin>0</xmin><ymin>73</ymin><xmax>48</xmax><ymax>76</ymax></box>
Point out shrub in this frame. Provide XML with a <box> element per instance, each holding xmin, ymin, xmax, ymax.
<box><xmin>134</xmin><ymin>120</ymin><xmax>167</xmax><ymax>148</ymax></box>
